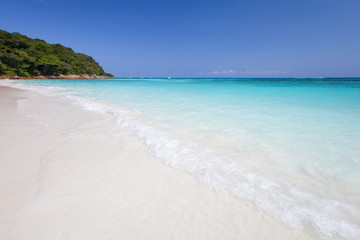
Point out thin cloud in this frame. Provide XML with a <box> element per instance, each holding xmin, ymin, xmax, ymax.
<box><xmin>211</xmin><ymin>69</ymin><xmax>236</xmax><ymax>75</ymax></box>
<box><xmin>205</xmin><ymin>69</ymin><xmax>289</xmax><ymax>75</ymax></box>
<box><xmin>240</xmin><ymin>70</ymin><xmax>288</xmax><ymax>75</ymax></box>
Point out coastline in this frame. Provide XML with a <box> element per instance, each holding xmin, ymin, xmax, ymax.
<box><xmin>0</xmin><ymin>84</ymin><xmax>315</xmax><ymax>240</ymax></box>
<box><xmin>0</xmin><ymin>74</ymin><xmax>112</xmax><ymax>80</ymax></box>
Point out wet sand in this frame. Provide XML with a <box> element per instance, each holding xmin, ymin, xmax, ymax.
<box><xmin>0</xmin><ymin>85</ymin><xmax>315</xmax><ymax>240</ymax></box>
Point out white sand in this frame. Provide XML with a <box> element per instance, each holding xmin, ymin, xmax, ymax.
<box><xmin>0</xmin><ymin>85</ymin><xmax>316</xmax><ymax>240</ymax></box>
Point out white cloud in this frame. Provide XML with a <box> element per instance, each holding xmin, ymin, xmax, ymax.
<box><xmin>206</xmin><ymin>69</ymin><xmax>289</xmax><ymax>75</ymax></box>
<box><xmin>239</xmin><ymin>70</ymin><xmax>288</xmax><ymax>75</ymax></box>
<box><xmin>211</xmin><ymin>69</ymin><xmax>236</xmax><ymax>75</ymax></box>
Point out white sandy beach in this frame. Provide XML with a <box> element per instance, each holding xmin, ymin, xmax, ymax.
<box><xmin>0</xmin><ymin>85</ymin><xmax>316</xmax><ymax>240</ymax></box>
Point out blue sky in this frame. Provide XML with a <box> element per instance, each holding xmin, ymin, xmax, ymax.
<box><xmin>2</xmin><ymin>0</ymin><xmax>360</xmax><ymax>77</ymax></box>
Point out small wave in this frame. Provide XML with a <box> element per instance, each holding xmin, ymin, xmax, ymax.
<box><xmin>112</xmin><ymin>114</ymin><xmax>360</xmax><ymax>239</ymax></box>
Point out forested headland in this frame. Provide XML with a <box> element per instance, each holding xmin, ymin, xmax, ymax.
<box><xmin>0</xmin><ymin>29</ymin><xmax>113</xmax><ymax>78</ymax></box>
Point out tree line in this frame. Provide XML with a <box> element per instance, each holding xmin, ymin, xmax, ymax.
<box><xmin>0</xmin><ymin>29</ymin><xmax>113</xmax><ymax>77</ymax></box>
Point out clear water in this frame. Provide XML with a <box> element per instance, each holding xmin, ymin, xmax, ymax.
<box><xmin>4</xmin><ymin>78</ymin><xmax>360</xmax><ymax>239</ymax></box>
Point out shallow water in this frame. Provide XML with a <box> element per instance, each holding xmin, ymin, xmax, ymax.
<box><xmin>3</xmin><ymin>78</ymin><xmax>360</xmax><ymax>239</ymax></box>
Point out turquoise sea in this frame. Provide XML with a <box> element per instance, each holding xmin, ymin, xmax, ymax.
<box><xmin>5</xmin><ymin>78</ymin><xmax>360</xmax><ymax>239</ymax></box>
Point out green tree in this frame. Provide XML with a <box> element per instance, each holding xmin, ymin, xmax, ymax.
<box><xmin>0</xmin><ymin>29</ymin><xmax>113</xmax><ymax>77</ymax></box>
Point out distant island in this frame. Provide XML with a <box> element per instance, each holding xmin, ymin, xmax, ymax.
<box><xmin>0</xmin><ymin>29</ymin><xmax>114</xmax><ymax>79</ymax></box>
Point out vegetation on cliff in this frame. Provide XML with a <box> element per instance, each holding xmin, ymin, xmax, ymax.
<box><xmin>0</xmin><ymin>29</ymin><xmax>113</xmax><ymax>77</ymax></box>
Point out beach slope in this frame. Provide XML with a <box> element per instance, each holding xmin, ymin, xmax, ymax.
<box><xmin>0</xmin><ymin>85</ymin><xmax>314</xmax><ymax>240</ymax></box>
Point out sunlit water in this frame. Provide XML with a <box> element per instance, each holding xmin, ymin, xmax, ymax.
<box><xmin>3</xmin><ymin>78</ymin><xmax>360</xmax><ymax>239</ymax></box>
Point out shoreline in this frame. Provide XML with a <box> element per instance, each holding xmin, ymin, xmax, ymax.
<box><xmin>0</xmin><ymin>84</ymin><xmax>315</xmax><ymax>240</ymax></box>
<box><xmin>0</xmin><ymin>74</ymin><xmax>112</xmax><ymax>80</ymax></box>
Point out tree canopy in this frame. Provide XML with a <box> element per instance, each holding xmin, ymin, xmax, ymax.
<box><xmin>0</xmin><ymin>29</ymin><xmax>113</xmax><ymax>77</ymax></box>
